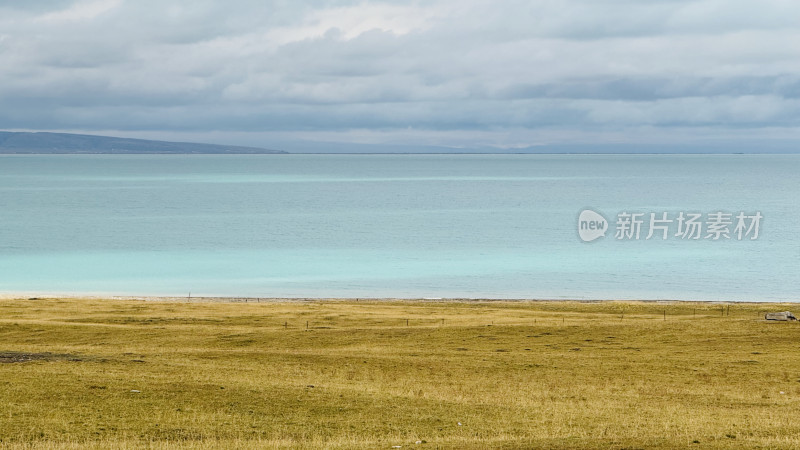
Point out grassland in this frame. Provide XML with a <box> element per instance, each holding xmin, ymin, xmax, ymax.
<box><xmin>1</xmin><ymin>298</ymin><xmax>800</xmax><ymax>449</ymax></box>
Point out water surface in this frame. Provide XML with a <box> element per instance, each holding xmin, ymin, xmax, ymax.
<box><xmin>0</xmin><ymin>154</ymin><xmax>797</xmax><ymax>300</ymax></box>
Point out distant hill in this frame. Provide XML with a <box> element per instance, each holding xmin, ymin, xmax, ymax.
<box><xmin>0</xmin><ymin>132</ymin><xmax>286</xmax><ymax>154</ymax></box>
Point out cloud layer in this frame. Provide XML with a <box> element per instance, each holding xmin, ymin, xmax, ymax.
<box><xmin>1</xmin><ymin>0</ymin><xmax>799</xmax><ymax>151</ymax></box>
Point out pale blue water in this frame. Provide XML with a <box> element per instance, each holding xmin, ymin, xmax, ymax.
<box><xmin>0</xmin><ymin>154</ymin><xmax>797</xmax><ymax>301</ymax></box>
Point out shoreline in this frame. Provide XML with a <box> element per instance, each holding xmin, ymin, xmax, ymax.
<box><xmin>0</xmin><ymin>293</ymin><xmax>794</xmax><ymax>305</ymax></box>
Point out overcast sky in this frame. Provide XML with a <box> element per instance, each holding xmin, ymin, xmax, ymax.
<box><xmin>1</xmin><ymin>0</ymin><xmax>799</xmax><ymax>152</ymax></box>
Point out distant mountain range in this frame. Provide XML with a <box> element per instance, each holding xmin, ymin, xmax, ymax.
<box><xmin>3</xmin><ymin>131</ymin><xmax>796</xmax><ymax>155</ymax></box>
<box><xmin>0</xmin><ymin>132</ymin><xmax>286</xmax><ymax>154</ymax></box>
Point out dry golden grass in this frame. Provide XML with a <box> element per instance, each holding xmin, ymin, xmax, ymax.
<box><xmin>1</xmin><ymin>298</ymin><xmax>799</xmax><ymax>448</ymax></box>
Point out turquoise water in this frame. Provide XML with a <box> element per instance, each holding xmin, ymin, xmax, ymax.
<box><xmin>0</xmin><ymin>154</ymin><xmax>797</xmax><ymax>300</ymax></box>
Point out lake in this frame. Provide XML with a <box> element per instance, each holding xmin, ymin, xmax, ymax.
<box><xmin>0</xmin><ymin>154</ymin><xmax>797</xmax><ymax>300</ymax></box>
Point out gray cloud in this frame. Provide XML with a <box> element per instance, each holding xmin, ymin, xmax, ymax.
<box><xmin>1</xmin><ymin>0</ymin><xmax>799</xmax><ymax>151</ymax></box>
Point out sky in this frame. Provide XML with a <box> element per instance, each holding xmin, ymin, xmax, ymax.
<box><xmin>1</xmin><ymin>0</ymin><xmax>799</xmax><ymax>152</ymax></box>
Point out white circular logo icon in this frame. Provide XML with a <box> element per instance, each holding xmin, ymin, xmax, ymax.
<box><xmin>578</xmin><ymin>209</ymin><xmax>607</xmax><ymax>242</ymax></box>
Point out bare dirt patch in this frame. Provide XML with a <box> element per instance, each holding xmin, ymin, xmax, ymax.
<box><xmin>0</xmin><ymin>351</ymin><xmax>84</xmax><ymax>363</ymax></box>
